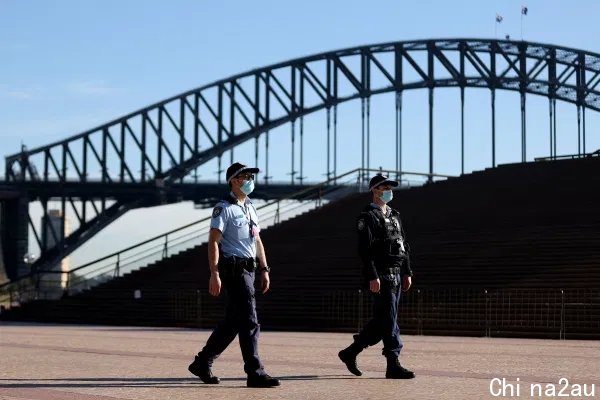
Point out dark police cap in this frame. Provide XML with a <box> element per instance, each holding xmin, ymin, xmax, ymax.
<box><xmin>368</xmin><ymin>173</ymin><xmax>399</xmax><ymax>191</ymax></box>
<box><xmin>226</xmin><ymin>162</ymin><xmax>260</xmax><ymax>183</ymax></box>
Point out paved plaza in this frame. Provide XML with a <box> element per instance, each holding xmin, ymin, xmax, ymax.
<box><xmin>1</xmin><ymin>323</ymin><xmax>599</xmax><ymax>400</ymax></box>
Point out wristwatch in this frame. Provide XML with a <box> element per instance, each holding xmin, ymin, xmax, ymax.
<box><xmin>259</xmin><ymin>265</ymin><xmax>271</xmax><ymax>273</ymax></box>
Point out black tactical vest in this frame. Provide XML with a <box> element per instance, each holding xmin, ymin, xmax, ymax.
<box><xmin>361</xmin><ymin>207</ymin><xmax>405</xmax><ymax>260</ymax></box>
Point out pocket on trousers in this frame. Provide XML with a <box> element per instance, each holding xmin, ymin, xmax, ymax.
<box><xmin>219</xmin><ymin>263</ymin><xmax>242</xmax><ymax>281</ymax></box>
<box><xmin>381</xmin><ymin>273</ymin><xmax>398</xmax><ymax>287</ymax></box>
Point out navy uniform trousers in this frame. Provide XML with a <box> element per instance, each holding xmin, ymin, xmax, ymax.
<box><xmin>354</xmin><ymin>271</ymin><xmax>403</xmax><ymax>358</ymax></box>
<box><xmin>199</xmin><ymin>268</ymin><xmax>264</xmax><ymax>376</ymax></box>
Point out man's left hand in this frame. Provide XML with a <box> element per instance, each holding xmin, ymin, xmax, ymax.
<box><xmin>402</xmin><ymin>275</ymin><xmax>412</xmax><ymax>292</ymax></box>
<box><xmin>260</xmin><ymin>271</ymin><xmax>271</xmax><ymax>294</ymax></box>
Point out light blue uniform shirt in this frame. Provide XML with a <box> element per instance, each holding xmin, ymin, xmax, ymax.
<box><xmin>210</xmin><ymin>193</ymin><xmax>261</xmax><ymax>258</ymax></box>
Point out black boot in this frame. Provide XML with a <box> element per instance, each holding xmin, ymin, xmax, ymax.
<box><xmin>188</xmin><ymin>355</ymin><xmax>220</xmax><ymax>384</ymax></box>
<box><xmin>385</xmin><ymin>357</ymin><xmax>415</xmax><ymax>379</ymax></box>
<box><xmin>247</xmin><ymin>374</ymin><xmax>281</xmax><ymax>388</ymax></box>
<box><xmin>338</xmin><ymin>342</ymin><xmax>364</xmax><ymax>376</ymax></box>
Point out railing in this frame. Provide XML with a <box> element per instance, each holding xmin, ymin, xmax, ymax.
<box><xmin>534</xmin><ymin>149</ymin><xmax>600</xmax><ymax>161</ymax></box>
<box><xmin>22</xmin><ymin>286</ymin><xmax>594</xmax><ymax>339</ymax></box>
<box><xmin>0</xmin><ymin>168</ymin><xmax>452</xmax><ymax>306</ymax></box>
<box><xmin>324</xmin><ymin>288</ymin><xmax>600</xmax><ymax>339</ymax></box>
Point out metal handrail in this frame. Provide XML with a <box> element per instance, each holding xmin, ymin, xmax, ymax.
<box><xmin>534</xmin><ymin>149</ymin><xmax>600</xmax><ymax>161</ymax></box>
<box><xmin>0</xmin><ymin>168</ymin><xmax>451</xmax><ymax>303</ymax></box>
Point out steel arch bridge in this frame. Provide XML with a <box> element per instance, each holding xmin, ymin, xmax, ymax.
<box><xmin>2</xmin><ymin>38</ymin><xmax>599</xmax><ymax>279</ymax></box>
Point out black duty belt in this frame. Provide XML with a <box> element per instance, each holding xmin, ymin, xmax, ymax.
<box><xmin>377</xmin><ymin>266</ymin><xmax>402</xmax><ymax>275</ymax></box>
<box><xmin>220</xmin><ymin>256</ymin><xmax>257</xmax><ymax>272</ymax></box>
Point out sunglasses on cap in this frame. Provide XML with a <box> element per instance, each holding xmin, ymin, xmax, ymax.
<box><xmin>374</xmin><ymin>184</ymin><xmax>393</xmax><ymax>191</ymax></box>
<box><xmin>235</xmin><ymin>173</ymin><xmax>255</xmax><ymax>181</ymax></box>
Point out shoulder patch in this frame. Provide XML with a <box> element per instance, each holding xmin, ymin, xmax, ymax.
<box><xmin>357</xmin><ymin>219</ymin><xmax>366</xmax><ymax>231</ymax></box>
<box><xmin>212</xmin><ymin>206</ymin><xmax>223</xmax><ymax>218</ymax></box>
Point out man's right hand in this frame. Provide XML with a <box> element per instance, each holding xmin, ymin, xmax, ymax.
<box><xmin>369</xmin><ymin>278</ymin><xmax>381</xmax><ymax>293</ymax></box>
<box><xmin>209</xmin><ymin>273</ymin><xmax>222</xmax><ymax>297</ymax></box>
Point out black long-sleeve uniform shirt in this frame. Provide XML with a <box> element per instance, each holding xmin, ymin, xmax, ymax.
<box><xmin>356</xmin><ymin>203</ymin><xmax>413</xmax><ymax>282</ymax></box>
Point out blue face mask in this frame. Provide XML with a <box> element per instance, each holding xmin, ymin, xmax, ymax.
<box><xmin>380</xmin><ymin>190</ymin><xmax>393</xmax><ymax>203</ymax></box>
<box><xmin>241</xmin><ymin>180</ymin><xmax>255</xmax><ymax>195</ymax></box>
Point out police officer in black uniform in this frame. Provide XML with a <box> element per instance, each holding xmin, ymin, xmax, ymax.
<box><xmin>188</xmin><ymin>162</ymin><xmax>280</xmax><ymax>388</ymax></box>
<box><xmin>338</xmin><ymin>173</ymin><xmax>415</xmax><ymax>379</ymax></box>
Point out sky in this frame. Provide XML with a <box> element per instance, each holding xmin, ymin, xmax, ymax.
<box><xmin>1</xmin><ymin>0</ymin><xmax>599</xmax><ymax>266</ymax></box>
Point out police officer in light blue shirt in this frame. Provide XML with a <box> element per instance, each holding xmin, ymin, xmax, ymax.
<box><xmin>210</xmin><ymin>189</ymin><xmax>260</xmax><ymax>260</ymax></box>
<box><xmin>188</xmin><ymin>162</ymin><xmax>280</xmax><ymax>388</ymax></box>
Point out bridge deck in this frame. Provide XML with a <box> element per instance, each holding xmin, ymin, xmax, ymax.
<box><xmin>1</xmin><ymin>323</ymin><xmax>598</xmax><ymax>400</ymax></box>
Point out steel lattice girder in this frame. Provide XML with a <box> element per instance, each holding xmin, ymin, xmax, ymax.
<box><xmin>2</xmin><ymin>38</ymin><xmax>599</xmax><ymax>274</ymax></box>
<box><xmin>6</xmin><ymin>38</ymin><xmax>599</xmax><ymax>186</ymax></box>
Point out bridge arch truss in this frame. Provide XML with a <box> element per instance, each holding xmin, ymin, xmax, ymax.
<box><xmin>3</xmin><ymin>38</ymin><xmax>600</xmax><ymax>276</ymax></box>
